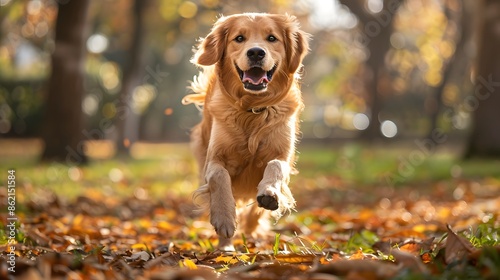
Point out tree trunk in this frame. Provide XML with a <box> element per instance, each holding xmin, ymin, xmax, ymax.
<box><xmin>339</xmin><ymin>0</ymin><xmax>404</xmax><ymax>140</ymax></box>
<box><xmin>115</xmin><ymin>0</ymin><xmax>148</xmax><ymax>155</ymax></box>
<box><xmin>464</xmin><ymin>0</ymin><xmax>500</xmax><ymax>158</ymax></box>
<box><xmin>426</xmin><ymin>0</ymin><xmax>471</xmax><ymax>138</ymax></box>
<box><xmin>40</xmin><ymin>0</ymin><xmax>90</xmax><ymax>165</ymax></box>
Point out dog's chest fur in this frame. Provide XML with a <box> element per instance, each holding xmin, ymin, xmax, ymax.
<box><xmin>207</xmin><ymin>103</ymin><xmax>297</xmax><ymax>197</ymax></box>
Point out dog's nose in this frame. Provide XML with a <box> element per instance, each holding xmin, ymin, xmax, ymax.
<box><xmin>247</xmin><ymin>47</ymin><xmax>266</xmax><ymax>62</ymax></box>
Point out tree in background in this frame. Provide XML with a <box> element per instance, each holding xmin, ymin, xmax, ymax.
<box><xmin>425</xmin><ymin>0</ymin><xmax>471</xmax><ymax>138</ymax></box>
<box><xmin>115</xmin><ymin>0</ymin><xmax>150</xmax><ymax>155</ymax></box>
<box><xmin>41</xmin><ymin>0</ymin><xmax>90</xmax><ymax>164</ymax></box>
<box><xmin>339</xmin><ymin>0</ymin><xmax>404</xmax><ymax>140</ymax></box>
<box><xmin>465</xmin><ymin>0</ymin><xmax>500</xmax><ymax>158</ymax></box>
<box><xmin>2</xmin><ymin>0</ymin><xmax>492</xmax><ymax>153</ymax></box>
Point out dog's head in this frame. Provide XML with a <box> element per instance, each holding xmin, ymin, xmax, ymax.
<box><xmin>192</xmin><ymin>13</ymin><xmax>310</xmax><ymax>95</ymax></box>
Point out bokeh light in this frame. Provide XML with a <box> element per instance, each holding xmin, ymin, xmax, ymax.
<box><xmin>99</xmin><ymin>62</ymin><xmax>120</xmax><ymax>92</ymax></box>
<box><xmin>367</xmin><ymin>0</ymin><xmax>383</xmax><ymax>13</ymax></box>
<box><xmin>132</xmin><ymin>84</ymin><xmax>157</xmax><ymax>114</ymax></box>
<box><xmin>380</xmin><ymin>120</ymin><xmax>398</xmax><ymax>138</ymax></box>
<box><xmin>178</xmin><ymin>1</ymin><xmax>197</xmax><ymax>19</ymax></box>
<box><xmin>87</xmin><ymin>34</ymin><xmax>109</xmax><ymax>54</ymax></box>
<box><xmin>0</xmin><ymin>0</ymin><xmax>12</xmax><ymax>6</ymax></box>
<box><xmin>83</xmin><ymin>94</ymin><xmax>99</xmax><ymax>116</ymax></box>
<box><xmin>109</xmin><ymin>168</ymin><xmax>124</xmax><ymax>183</ymax></box>
<box><xmin>353</xmin><ymin>113</ymin><xmax>369</xmax><ymax>130</ymax></box>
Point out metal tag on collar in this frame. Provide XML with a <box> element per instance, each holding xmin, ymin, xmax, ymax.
<box><xmin>251</xmin><ymin>107</ymin><xmax>267</xmax><ymax>114</ymax></box>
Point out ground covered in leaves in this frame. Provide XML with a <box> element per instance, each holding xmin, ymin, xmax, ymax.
<box><xmin>1</xmin><ymin>142</ymin><xmax>500</xmax><ymax>279</ymax></box>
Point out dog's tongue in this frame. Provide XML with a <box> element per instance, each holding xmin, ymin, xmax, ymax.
<box><xmin>242</xmin><ymin>67</ymin><xmax>268</xmax><ymax>85</ymax></box>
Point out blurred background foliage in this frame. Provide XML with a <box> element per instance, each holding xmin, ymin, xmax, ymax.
<box><xmin>0</xmin><ymin>0</ymin><xmax>496</xmax><ymax>158</ymax></box>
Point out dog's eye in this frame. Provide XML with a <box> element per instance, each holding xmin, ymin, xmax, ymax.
<box><xmin>267</xmin><ymin>35</ymin><xmax>277</xmax><ymax>42</ymax></box>
<box><xmin>235</xmin><ymin>35</ymin><xmax>245</xmax><ymax>43</ymax></box>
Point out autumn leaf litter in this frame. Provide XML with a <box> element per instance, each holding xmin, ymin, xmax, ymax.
<box><xmin>1</xmin><ymin>177</ymin><xmax>500</xmax><ymax>279</ymax></box>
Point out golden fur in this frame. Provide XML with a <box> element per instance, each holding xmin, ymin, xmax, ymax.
<box><xmin>183</xmin><ymin>13</ymin><xmax>309</xmax><ymax>249</ymax></box>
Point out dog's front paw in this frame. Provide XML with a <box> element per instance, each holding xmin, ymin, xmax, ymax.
<box><xmin>211</xmin><ymin>213</ymin><xmax>236</xmax><ymax>239</ymax></box>
<box><xmin>218</xmin><ymin>237</ymin><xmax>236</xmax><ymax>251</ymax></box>
<box><xmin>257</xmin><ymin>193</ymin><xmax>279</xmax><ymax>210</ymax></box>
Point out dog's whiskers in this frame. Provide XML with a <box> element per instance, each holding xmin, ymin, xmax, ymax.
<box><xmin>246</xmin><ymin>201</ymin><xmax>256</xmax><ymax>207</ymax></box>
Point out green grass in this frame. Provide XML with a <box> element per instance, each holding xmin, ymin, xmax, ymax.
<box><xmin>297</xmin><ymin>143</ymin><xmax>500</xmax><ymax>186</ymax></box>
<box><xmin>463</xmin><ymin>222</ymin><xmax>500</xmax><ymax>247</ymax></box>
<box><xmin>0</xmin><ymin>142</ymin><xmax>198</xmax><ymax>204</ymax></box>
<box><xmin>1</xmin><ymin>140</ymin><xmax>500</xmax><ymax>206</ymax></box>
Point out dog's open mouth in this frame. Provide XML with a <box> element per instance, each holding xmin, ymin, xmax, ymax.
<box><xmin>236</xmin><ymin>64</ymin><xmax>277</xmax><ymax>91</ymax></box>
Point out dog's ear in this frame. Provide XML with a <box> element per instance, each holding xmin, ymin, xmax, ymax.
<box><xmin>192</xmin><ymin>16</ymin><xmax>229</xmax><ymax>66</ymax></box>
<box><xmin>288</xmin><ymin>30</ymin><xmax>310</xmax><ymax>74</ymax></box>
<box><xmin>278</xmin><ymin>14</ymin><xmax>310</xmax><ymax>74</ymax></box>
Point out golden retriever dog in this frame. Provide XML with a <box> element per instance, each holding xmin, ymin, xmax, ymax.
<box><xmin>182</xmin><ymin>13</ymin><xmax>310</xmax><ymax>249</ymax></box>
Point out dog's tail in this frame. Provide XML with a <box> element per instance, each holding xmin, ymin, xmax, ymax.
<box><xmin>182</xmin><ymin>66</ymin><xmax>214</xmax><ymax>109</ymax></box>
<box><xmin>192</xmin><ymin>183</ymin><xmax>210</xmax><ymax>215</ymax></box>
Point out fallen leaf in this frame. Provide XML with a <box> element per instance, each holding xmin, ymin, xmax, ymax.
<box><xmin>130</xmin><ymin>251</ymin><xmax>151</xmax><ymax>262</ymax></box>
<box><xmin>148</xmin><ymin>267</ymin><xmax>217</xmax><ymax>280</ymax></box>
<box><xmin>16</xmin><ymin>268</ymin><xmax>44</xmax><ymax>280</ymax></box>
<box><xmin>308</xmin><ymin>272</ymin><xmax>342</xmax><ymax>280</ymax></box>
<box><xmin>390</xmin><ymin>248</ymin><xmax>430</xmax><ymax>274</ymax></box>
<box><xmin>421</xmin><ymin>252</ymin><xmax>433</xmax><ymax>264</ymax></box>
<box><xmin>215</xmin><ymin>254</ymin><xmax>240</xmax><ymax>264</ymax></box>
<box><xmin>131</xmin><ymin>243</ymin><xmax>149</xmax><ymax>250</ymax></box>
<box><xmin>349</xmin><ymin>249</ymin><xmax>366</xmax><ymax>260</ymax></box>
<box><xmin>275</xmin><ymin>253</ymin><xmax>318</xmax><ymax>263</ymax></box>
<box><xmin>399</xmin><ymin>241</ymin><xmax>421</xmax><ymax>254</ymax></box>
<box><xmin>313</xmin><ymin>259</ymin><xmax>400</xmax><ymax>279</ymax></box>
<box><xmin>182</xmin><ymin>258</ymin><xmax>198</xmax><ymax>270</ymax></box>
<box><xmin>445</xmin><ymin>224</ymin><xmax>478</xmax><ymax>265</ymax></box>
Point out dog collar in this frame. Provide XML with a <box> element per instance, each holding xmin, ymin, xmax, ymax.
<box><xmin>248</xmin><ymin>107</ymin><xmax>268</xmax><ymax>114</ymax></box>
